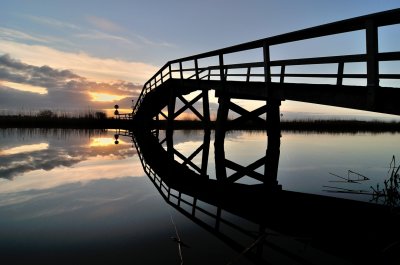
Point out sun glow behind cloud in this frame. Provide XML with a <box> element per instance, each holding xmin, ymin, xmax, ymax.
<box><xmin>1</xmin><ymin>81</ymin><xmax>48</xmax><ymax>94</ymax></box>
<box><xmin>89</xmin><ymin>92</ymin><xmax>128</xmax><ymax>102</ymax></box>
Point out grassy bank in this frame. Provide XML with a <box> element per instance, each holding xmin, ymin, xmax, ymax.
<box><xmin>0</xmin><ymin>116</ymin><xmax>132</xmax><ymax>129</ymax></box>
<box><xmin>0</xmin><ymin>112</ymin><xmax>132</xmax><ymax>129</ymax></box>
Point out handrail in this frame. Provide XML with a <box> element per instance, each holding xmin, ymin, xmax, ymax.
<box><xmin>133</xmin><ymin>9</ymin><xmax>400</xmax><ymax>116</ymax></box>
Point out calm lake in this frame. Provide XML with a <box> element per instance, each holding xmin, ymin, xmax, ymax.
<box><xmin>0</xmin><ymin>128</ymin><xmax>399</xmax><ymax>264</ymax></box>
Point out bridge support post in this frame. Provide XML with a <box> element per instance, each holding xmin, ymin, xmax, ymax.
<box><xmin>167</xmin><ymin>87</ymin><xmax>176</xmax><ymax>161</ymax></box>
<box><xmin>201</xmin><ymin>129</ymin><xmax>211</xmax><ymax>177</ymax></box>
<box><xmin>202</xmin><ymin>89</ymin><xmax>211</xmax><ymax>128</ymax></box>
<box><xmin>214</xmin><ymin>95</ymin><xmax>230</xmax><ymax>180</ymax></box>
<box><xmin>264</xmin><ymin>97</ymin><xmax>281</xmax><ymax>189</ymax></box>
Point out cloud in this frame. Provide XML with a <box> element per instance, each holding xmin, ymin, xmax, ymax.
<box><xmin>0</xmin><ymin>41</ymin><xmax>157</xmax><ymax>83</ymax></box>
<box><xmin>0</xmin><ymin>27</ymin><xmax>49</xmax><ymax>43</ymax></box>
<box><xmin>0</xmin><ymin>54</ymin><xmax>143</xmax><ymax>109</ymax></box>
<box><xmin>86</xmin><ymin>15</ymin><xmax>122</xmax><ymax>32</ymax></box>
<box><xmin>76</xmin><ymin>30</ymin><xmax>132</xmax><ymax>44</ymax></box>
<box><xmin>0</xmin><ymin>54</ymin><xmax>80</xmax><ymax>88</ymax></box>
<box><xmin>24</xmin><ymin>15</ymin><xmax>81</xmax><ymax>30</ymax></box>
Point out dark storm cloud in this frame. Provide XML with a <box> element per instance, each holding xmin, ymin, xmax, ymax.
<box><xmin>0</xmin><ymin>54</ymin><xmax>80</xmax><ymax>90</ymax></box>
<box><xmin>0</xmin><ymin>54</ymin><xmax>142</xmax><ymax>109</ymax></box>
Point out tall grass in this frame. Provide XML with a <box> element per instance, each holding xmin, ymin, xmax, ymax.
<box><xmin>0</xmin><ymin>109</ymin><xmax>133</xmax><ymax>129</ymax></box>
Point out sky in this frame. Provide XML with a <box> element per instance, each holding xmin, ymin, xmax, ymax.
<box><xmin>1</xmin><ymin>0</ymin><xmax>400</xmax><ymax>120</ymax></box>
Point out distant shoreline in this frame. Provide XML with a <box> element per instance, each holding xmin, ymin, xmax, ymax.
<box><xmin>1</xmin><ymin>115</ymin><xmax>400</xmax><ymax>133</ymax></box>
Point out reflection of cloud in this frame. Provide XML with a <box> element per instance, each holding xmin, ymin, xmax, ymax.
<box><xmin>0</xmin><ymin>54</ymin><xmax>142</xmax><ymax>109</ymax></box>
<box><xmin>0</xmin><ymin>129</ymin><xmax>135</xmax><ymax>181</ymax></box>
<box><xmin>0</xmin><ymin>148</ymin><xmax>82</xmax><ymax>180</ymax></box>
<box><xmin>0</xmin><ymin>143</ymin><xmax>48</xmax><ymax>155</ymax></box>
<box><xmin>0</xmin><ymin>177</ymin><xmax>156</xmax><ymax>219</ymax></box>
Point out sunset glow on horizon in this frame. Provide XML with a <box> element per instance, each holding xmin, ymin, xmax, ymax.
<box><xmin>89</xmin><ymin>92</ymin><xmax>128</xmax><ymax>102</ymax></box>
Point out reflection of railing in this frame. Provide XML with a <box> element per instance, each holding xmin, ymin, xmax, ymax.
<box><xmin>113</xmin><ymin>128</ymin><xmax>400</xmax><ymax>264</ymax></box>
<box><xmin>145</xmin><ymin>175</ymin><xmax>315</xmax><ymax>265</ymax></box>
<box><xmin>130</xmin><ymin>133</ymin><xmax>315</xmax><ymax>265</ymax></box>
<box><xmin>133</xmin><ymin>9</ymin><xmax>400</xmax><ymax>116</ymax></box>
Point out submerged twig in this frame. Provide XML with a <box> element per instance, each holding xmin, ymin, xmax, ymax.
<box><xmin>226</xmin><ymin>233</ymin><xmax>267</xmax><ymax>265</ymax></box>
<box><xmin>328</xmin><ymin>170</ymin><xmax>368</xmax><ymax>184</ymax></box>
<box><xmin>170</xmin><ymin>213</ymin><xmax>189</xmax><ymax>265</ymax></box>
<box><xmin>327</xmin><ymin>156</ymin><xmax>400</xmax><ymax>210</ymax></box>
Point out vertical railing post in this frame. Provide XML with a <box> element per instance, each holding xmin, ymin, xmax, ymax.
<box><xmin>179</xmin><ymin>61</ymin><xmax>183</xmax><ymax>80</ymax></box>
<box><xmin>219</xmin><ymin>54</ymin><xmax>225</xmax><ymax>82</ymax></box>
<box><xmin>337</xmin><ymin>62</ymin><xmax>344</xmax><ymax>86</ymax></box>
<box><xmin>366</xmin><ymin>19</ymin><xmax>379</xmax><ymax>108</ymax></box>
<box><xmin>263</xmin><ymin>42</ymin><xmax>271</xmax><ymax>90</ymax></box>
<box><xmin>169</xmin><ymin>64</ymin><xmax>172</xmax><ymax>79</ymax></box>
<box><xmin>192</xmin><ymin>198</ymin><xmax>197</xmax><ymax>216</ymax></box>
<box><xmin>280</xmin><ymin>65</ymin><xmax>285</xmax><ymax>84</ymax></box>
<box><xmin>195</xmin><ymin>58</ymin><xmax>199</xmax><ymax>80</ymax></box>
<box><xmin>246</xmin><ymin>67</ymin><xmax>251</xmax><ymax>82</ymax></box>
<box><xmin>178</xmin><ymin>191</ymin><xmax>181</xmax><ymax>207</ymax></box>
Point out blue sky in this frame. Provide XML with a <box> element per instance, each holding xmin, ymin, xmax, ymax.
<box><xmin>1</xmin><ymin>0</ymin><xmax>399</xmax><ymax>119</ymax></box>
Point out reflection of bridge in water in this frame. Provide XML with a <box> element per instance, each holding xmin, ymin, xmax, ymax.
<box><xmin>115</xmin><ymin>128</ymin><xmax>399</xmax><ymax>265</ymax></box>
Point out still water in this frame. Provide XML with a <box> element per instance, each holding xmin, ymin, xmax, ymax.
<box><xmin>0</xmin><ymin>128</ymin><xmax>399</xmax><ymax>264</ymax></box>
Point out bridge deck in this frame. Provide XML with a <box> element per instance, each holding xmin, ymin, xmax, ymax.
<box><xmin>133</xmin><ymin>78</ymin><xmax>400</xmax><ymax>122</ymax></box>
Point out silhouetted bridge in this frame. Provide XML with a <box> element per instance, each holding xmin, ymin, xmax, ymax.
<box><xmin>132</xmin><ymin>9</ymin><xmax>400</xmax><ymax>127</ymax></box>
<box><xmin>127</xmin><ymin>9</ymin><xmax>400</xmax><ymax>188</ymax></box>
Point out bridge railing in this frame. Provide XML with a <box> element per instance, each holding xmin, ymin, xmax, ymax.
<box><xmin>133</xmin><ymin>9</ymin><xmax>400</xmax><ymax>115</ymax></box>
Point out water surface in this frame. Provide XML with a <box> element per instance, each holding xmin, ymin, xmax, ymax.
<box><xmin>0</xmin><ymin>128</ymin><xmax>398</xmax><ymax>264</ymax></box>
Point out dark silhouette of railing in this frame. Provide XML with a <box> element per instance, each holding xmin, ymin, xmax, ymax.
<box><xmin>133</xmin><ymin>9</ymin><xmax>400</xmax><ymax>118</ymax></box>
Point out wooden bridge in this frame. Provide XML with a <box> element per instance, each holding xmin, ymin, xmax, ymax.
<box><xmin>132</xmin><ymin>9</ymin><xmax>400</xmax><ymax>126</ymax></box>
<box><xmin>126</xmin><ymin>8</ymin><xmax>400</xmax><ymax>188</ymax></box>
